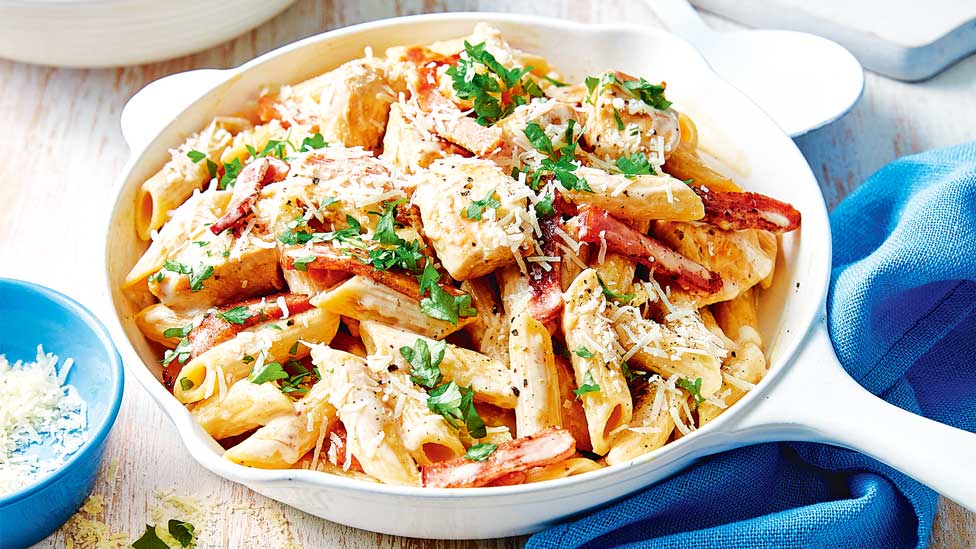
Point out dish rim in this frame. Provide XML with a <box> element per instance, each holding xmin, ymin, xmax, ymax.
<box><xmin>105</xmin><ymin>11</ymin><xmax>830</xmax><ymax>500</ymax></box>
<box><xmin>0</xmin><ymin>278</ymin><xmax>125</xmax><ymax>506</ymax></box>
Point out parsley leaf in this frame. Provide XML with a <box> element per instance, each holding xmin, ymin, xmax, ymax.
<box><xmin>615</xmin><ymin>152</ymin><xmax>656</xmax><ymax>177</ymax></box>
<box><xmin>218</xmin><ymin>305</ymin><xmax>254</xmax><ymax>325</ymax></box>
<box><xmin>462</xmin><ymin>189</ymin><xmax>501</xmax><ymax>221</ymax></box>
<box><xmin>370</xmin><ymin>199</ymin><xmax>405</xmax><ymax>245</ymax></box>
<box><xmin>464</xmin><ymin>443</ymin><xmax>497</xmax><ymax>461</ymax></box>
<box><xmin>597</xmin><ymin>275</ymin><xmax>636</xmax><ymax>303</ymax></box>
<box><xmin>427</xmin><ymin>382</ymin><xmax>486</xmax><ymax>438</ymax></box>
<box><xmin>586</xmin><ymin>72</ymin><xmax>672</xmax><ymax>110</ymax></box>
<box><xmin>534</xmin><ymin>194</ymin><xmax>555</xmax><ymax>217</ymax></box>
<box><xmin>573</xmin><ymin>345</ymin><xmax>594</xmax><ymax>358</ymax></box>
<box><xmin>543</xmin><ymin>75</ymin><xmax>567</xmax><ymax>87</ymax></box>
<box><xmin>167</xmin><ymin>519</ymin><xmax>195</xmax><ymax>548</ymax></box>
<box><xmin>186</xmin><ymin>150</ymin><xmax>207</xmax><ymax>163</ymax></box>
<box><xmin>416</xmin><ymin>264</ymin><xmax>476</xmax><ymax>325</ymax></box>
<box><xmin>248</xmin><ymin>361</ymin><xmax>288</xmax><ymax>385</ymax></box>
<box><xmin>162</xmin><ymin>323</ymin><xmax>193</xmax><ymax>368</ymax></box>
<box><xmin>163</xmin><ymin>260</ymin><xmax>190</xmax><ymax>275</ymax></box>
<box><xmin>613</xmin><ymin>107</ymin><xmax>625</xmax><ymax>131</ymax></box>
<box><xmin>523</xmin><ymin>123</ymin><xmax>556</xmax><ymax>158</ymax></box>
<box><xmin>573</xmin><ymin>371</ymin><xmax>601</xmax><ymax>397</ymax></box>
<box><xmin>523</xmin><ymin>121</ymin><xmax>592</xmax><ymax>193</ymax></box>
<box><xmin>621</xmin><ymin>361</ymin><xmax>637</xmax><ymax>382</ymax></box>
<box><xmin>365</xmin><ymin>239</ymin><xmax>425</xmax><ymax>273</ymax></box>
<box><xmin>132</xmin><ymin>525</ymin><xmax>169</xmax><ymax>549</ymax></box>
<box><xmin>300</xmin><ymin>133</ymin><xmax>328</xmax><ymax>151</ymax></box>
<box><xmin>188</xmin><ymin>263</ymin><xmax>214</xmax><ymax>292</ymax></box>
<box><xmin>292</xmin><ymin>255</ymin><xmax>316</xmax><ymax>271</ymax></box>
<box><xmin>677</xmin><ymin>377</ymin><xmax>706</xmax><ymax>409</ymax></box>
<box><xmin>446</xmin><ymin>41</ymin><xmax>541</xmax><ymax>126</ymax></box>
<box><xmin>179</xmin><ymin>378</ymin><xmax>195</xmax><ymax>391</ymax></box>
<box><xmin>219</xmin><ymin>158</ymin><xmax>243</xmax><ymax>189</ymax></box>
<box><xmin>399</xmin><ymin>338</ymin><xmax>446</xmax><ymax>389</ymax></box>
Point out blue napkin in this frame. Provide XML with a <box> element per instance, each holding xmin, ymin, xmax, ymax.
<box><xmin>528</xmin><ymin>142</ymin><xmax>976</xmax><ymax>549</ymax></box>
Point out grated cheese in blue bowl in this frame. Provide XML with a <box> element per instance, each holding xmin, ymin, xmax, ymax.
<box><xmin>0</xmin><ymin>345</ymin><xmax>88</xmax><ymax>496</ymax></box>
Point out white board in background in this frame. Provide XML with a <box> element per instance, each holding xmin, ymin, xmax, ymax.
<box><xmin>691</xmin><ymin>0</ymin><xmax>976</xmax><ymax>81</ymax></box>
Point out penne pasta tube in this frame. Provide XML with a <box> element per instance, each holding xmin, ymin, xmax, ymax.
<box><xmin>135</xmin><ymin>303</ymin><xmax>198</xmax><ymax>348</ymax></box>
<box><xmin>136</xmin><ymin>117</ymin><xmax>250</xmax><ymax>240</ymax></box>
<box><xmin>613</xmin><ymin>306</ymin><xmax>724</xmax><ymax>400</ymax></box>
<box><xmin>125</xmin><ymin>189</ymin><xmax>231</xmax><ymax>288</ymax></box>
<box><xmin>312</xmin><ymin>276</ymin><xmax>473</xmax><ymax>340</ymax></box>
<box><xmin>174</xmin><ymin>307</ymin><xmax>340</xmax><ymax>404</ymax></box>
<box><xmin>561</xmin><ymin>269</ymin><xmax>633</xmax><ymax>455</ymax></box>
<box><xmin>359</xmin><ymin>320</ymin><xmax>518</xmax><ymax>409</ymax></box>
<box><xmin>359</xmin><ymin>354</ymin><xmax>465</xmax><ymax>466</ymax></box>
<box><xmin>524</xmin><ymin>457</ymin><xmax>603</xmax><ymax>483</ymax></box>
<box><xmin>223</xmin><ymin>377</ymin><xmax>337</xmax><ymax>468</ymax></box>
<box><xmin>190</xmin><ymin>377</ymin><xmax>295</xmax><ymax>440</ymax></box>
<box><xmin>605</xmin><ymin>379</ymin><xmax>675</xmax><ymax>465</ymax></box>
<box><xmin>460</xmin><ymin>277</ymin><xmax>509</xmax><ymax>365</ymax></box>
<box><xmin>311</xmin><ymin>346</ymin><xmax>420</xmax><ymax>486</ymax></box>
<box><xmin>562</xmin><ymin>167</ymin><xmax>704</xmax><ymax>223</ymax></box>
<box><xmin>510</xmin><ymin>312</ymin><xmax>562</xmax><ymax>437</ymax></box>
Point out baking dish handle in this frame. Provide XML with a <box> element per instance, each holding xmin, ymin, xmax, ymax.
<box><xmin>725</xmin><ymin>315</ymin><xmax>976</xmax><ymax>512</ymax></box>
<box><xmin>120</xmin><ymin>69</ymin><xmax>228</xmax><ymax>153</ymax></box>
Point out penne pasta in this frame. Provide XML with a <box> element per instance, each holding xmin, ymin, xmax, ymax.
<box><xmin>190</xmin><ymin>377</ymin><xmax>295</xmax><ymax>440</ymax></box>
<box><xmin>510</xmin><ymin>311</ymin><xmax>562</xmax><ymax>437</ymax></box>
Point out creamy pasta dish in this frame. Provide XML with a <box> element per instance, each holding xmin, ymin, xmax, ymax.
<box><xmin>124</xmin><ymin>24</ymin><xmax>801</xmax><ymax>488</ymax></box>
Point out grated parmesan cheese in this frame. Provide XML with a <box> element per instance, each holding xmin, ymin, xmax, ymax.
<box><xmin>0</xmin><ymin>346</ymin><xmax>87</xmax><ymax>496</ymax></box>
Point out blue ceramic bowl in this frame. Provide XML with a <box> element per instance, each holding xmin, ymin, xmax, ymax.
<box><xmin>0</xmin><ymin>279</ymin><xmax>124</xmax><ymax>549</ymax></box>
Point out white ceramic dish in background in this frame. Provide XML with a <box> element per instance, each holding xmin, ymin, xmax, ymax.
<box><xmin>649</xmin><ymin>0</ymin><xmax>864</xmax><ymax>137</ymax></box>
<box><xmin>0</xmin><ymin>0</ymin><xmax>294</xmax><ymax>67</ymax></box>
<box><xmin>104</xmin><ymin>13</ymin><xmax>976</xmax><ymax>539</ymax></box>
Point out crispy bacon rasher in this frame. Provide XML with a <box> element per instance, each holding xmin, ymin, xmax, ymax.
<box><xmin>421</xmin><ymin>427</ymin><xmax>576</xmax><ymax>488</ymax></box>
<box><xmin>526</xmin><ymin>213</ymin><xmax>564</xmax><ymax>324</ymax></box>
<box><xmin>695</xmin><ymin>187</ymin><xmax>801</xmax><ymax>233</ymax></box>
<box><xmin>576</xmin><ymin>206</ymin><xmax>723</xmax><ymax>294</ymax></box>
<box><xmin>187</xmin><ymin>292</ymin><xmax>314</xmax><ymax>359</ymax></box>
<box><xmin>210</xmin><ymin>157</ymin><xmax>290</xmax><ymax>235</ymax></box>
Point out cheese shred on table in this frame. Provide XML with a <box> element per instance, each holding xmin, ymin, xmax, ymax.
<box><xmin>0</xmin><ymin>345</ymin><xmax>87</xmax><ymax>495</ymax></box>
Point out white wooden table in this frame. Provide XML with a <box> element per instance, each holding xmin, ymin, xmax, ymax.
<box><xmin>0</xmin><ymin>1</ymin><xmax>972</xmax><ymax>547</ymax></box>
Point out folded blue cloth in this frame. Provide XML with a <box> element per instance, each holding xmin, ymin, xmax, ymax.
<box><xmin>528</xmin><ymin>142</ymin><xmax>976</xmax><ymax>549</ymax></box>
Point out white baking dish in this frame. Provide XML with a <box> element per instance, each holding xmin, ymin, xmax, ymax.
<box><xmin>104</xmin><ymin>12</ymin><xmax>976</xmax><ymax>539</ymax></box>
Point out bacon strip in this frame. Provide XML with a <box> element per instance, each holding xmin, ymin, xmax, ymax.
<box><xmin>576</xmin><ymin>206</ymin><xmax>723</xmax><ymax>294</ymax></box>
<box><xmin>421</xmin><ymin>427</ymin><xmax>576</xmax><ymax>488</ymax></box>
<box><xmin>281</xmin><ymin>245</ymin><xmax>465</xmax><ymax>301</ymax></box>
<box><xmin>210</xmin><ymin>157</ymin><xmax>290</xmax><ymax>235</ymax></box>
<box><xmin>187</xmin><ymin>292</ymin><xmax>313</xmax><ymax>358</ymax></box>
<box><xmin>695</xmin><ymin>187</ymin><xmax>801</xmax><ymax>233</ymax></box>
<box><xmin>527</xmin><ymin>214</ymin><xmax>564</xmax><ymax>324</ymax></box>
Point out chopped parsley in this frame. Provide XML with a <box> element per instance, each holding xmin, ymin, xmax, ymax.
<box><xmin>179</xmin><ymin>378</ymin><xmax>195</xmax><ymax>391</ymax></box>
<box><xmin>288</xmin><ymin>341</ymin><xmax>300</xmax><ymax>355</ymax></box>
<box><xmin>615</xmin><ymin>152</ymin><xmax>656</xmax><ymax>177</ymax></box>
<box><xmin>621</xmin><ymin>361</ymin><xmax>637</xmax><ymax>382</ymax></box>
<box><xmin>597</xmin><ymin>275</ymin><xmax>636</xmax><ymax>303</ymax></box>
<box><xmin>427</xmin><ymin>381</ymin><xmax>486</xmax><ymax>438</ymax></box>
<box><xmin>677</xmin><ymin>377</ymin><xmax>706</xmax><ymax>409</ymax></box>
<box><xmin>188</xmin><ymin>264</ymin><xmax>214</xmax><ymax>292</ymax></box>
<box><xmin>573</xmin><ymin>345</ymin><xmax>594</xmax><ymax>358</ymax></box>
<box><xmin>278</xmin><ymin>214</ymin><xmax>365</xmax><ymax>249</ymax></box>
<box><xmin>464</xmin><ymin>443</ymin><xmax>497</xmax><ymax>461</ymax></box>
<box><xmin>218</xmin><ymin>305</ymin><xmax>254</xmax><ymax>325</ymax></box>
<box><xmin>543</xmin><ymin>75</ymin><xmax>567</xmax><ymax>87</ymax></box>
<box><xmin>461</xmin><ymin>189</ymin><xmax>501</xmax><ymax>221</ymax></box>
<box><xmin>300</xmin><ymin>132</ymin><xmax>328</xmax><ymax>152</ymax></box>
<box><xmin>416</xmin><ymin>264</ymin><xmax>476</xmax><ymax>325</ymax></box>
<box><xmin>131</xmin><ymin>525</ymin><xmax>169</xmax><ymax>549</ymax></box>
<box><xmin>573</xmin><ymin>371</ymin><xmax>601</xmax><ymax>397</ymax></box>
<box><xmin>534</xmin><ymin>194</ymin><xmax>555</xmax><ymax>217</ymax></box>
<box><xmin>613</xmin><ymin>107</ymin><xmax>625</xmax><ymax>131</ymax></box>
<box><xmin>365</xmin><ymin>239</ymin><xmax>425</xmax><ymax>273</ymax></box>
<box><xmin>446</xmin><ymin>41</ymin><xmax>543</xmax><ymax>126</ymax></box>
<box><xmin>291</xmin><ymin>255</ymin><xmax>316</xmax><ymax>271</ymax></box>
<box><xmin>187</xmin><ymin>149</ymin><xmax>217</xmax><ymax>178</ymax></box>
<box><xmin>399</xmin><ymin>338</ymin><xmax>446</xmax><ymax>389</ymax></box>
<box><xmin>161</xmin><ymin>323</ymin><xmax>193</xmax><ymax>367</ymax></box>
<box><xmin>218</xmin><ymin>158</ymin><xmax>243</xmax><ymax>189</ymax></box>
<box><xmin>522</xmin><ymin>120</ymin><xmax>592</xmax><ymax>192</ymax></box>
<box><xmin>585</xmin><ymin>72</ymin><xmax>672</xmax><ymax>111</ymax></box>
<box><xmin>279</xmin><ymin>360</ymin><xmax>311</xmax><ymax>394</ymax></box>
<box><xmin>248</xmin><ymin>360</ymin><xmax>288</xmax><ymax>385</ymax></box>
<box><xmin>370</xmin><ymin>199</ymin><xmax>406</xmax><ymax>245</ymax></box>
<box><xmin>168</xmin><ymin>519</ymin><xmax>195</xmax><ymax>548</ymax></box>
